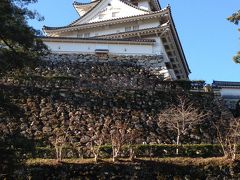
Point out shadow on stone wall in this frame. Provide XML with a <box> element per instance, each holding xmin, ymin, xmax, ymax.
<box><xmin>0</xmin><ymin>55</ymin><xmax>222</xmax><ymax>157</ymax></box>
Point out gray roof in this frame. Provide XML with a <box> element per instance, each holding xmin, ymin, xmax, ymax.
<box><xmin>213</xmin><ymin>80</ymin><xmax>240</xmax><ymax>87</ymax></box>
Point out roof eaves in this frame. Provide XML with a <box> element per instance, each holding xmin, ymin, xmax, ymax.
<box><xmin>96</xmin><ymin>24</ymin><xmax>168</xmax><ymax>38</ymax></box>
<box><xmin>167</xmin><ymin>5</ymin><xmax>191</xmax><ymax>75</ymax></box>
<box><xmin>213</xmin><ymin>80</ymin><xmax>240</xmax><ymax>87</ymax></box>
<box><xmin>70</xmin><ymin>0</ymin><xmax>102</xmax><ymax>26</ymax></box>
<box><xmin>38</xmin><ymin>36</ymin><xmax>156</xmax><ymax>43</ymax></box>
<box><xmin>73</xmin><ymin>0</ymin><xmax>100</xmax><ymax>6</ymax></box>
<box><xmin>44</xmin><ymin>8</ymin><xmax>168</xmax><ymax>32</ymax></box>
<box><xmin>71</xmin><ymin>0</ymin><xmax>151</xmax><ymax>26</ymax></box>
<box><xmin>73</xmin><ymin>1</ymin><xmax>100</xmax><ymax>16</ymax></box>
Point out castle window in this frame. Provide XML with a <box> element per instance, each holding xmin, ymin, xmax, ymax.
<box><xmin>95</xmin><ymin>49</ymin><xmax>109</xmax><ymax>60</ymax></box>
<box><xmin>77</xmin><ymin>33</ymin><xmax>83</xmax><ymax>38</ymax></box>
<box><xmin>84</xmin><ymin>33</ymin><xmax>90</xmax><ymax>38</ymax></box>
<box><xmin>133</xmin><ymin>25</ymin><xmax>139</xmax><ymax>30</ymax></box>
<box><xmin>125</xmin><ymin>26</ymin><xmax>132</xmax><ymax>32</ymax></box>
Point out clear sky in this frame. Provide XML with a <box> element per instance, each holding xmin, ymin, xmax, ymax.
<box><xmin>28</xmin><ymin>0</ymin><xmax>240</xmax><ymax>83</ymax></box>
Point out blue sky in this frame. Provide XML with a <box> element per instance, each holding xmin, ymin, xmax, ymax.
<box><xmin>28</xmin><ymin>0</ymin><xmax>240</xmax><ymax>83</ymax></box>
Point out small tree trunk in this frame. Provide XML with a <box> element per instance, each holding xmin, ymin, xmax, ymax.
<box><xmin>149</xmin><ymin>146</ymin><xmax>152</xmax><ymax>160</ymax></box>
<box><xmin>78</xmin><ymin>148</ymin><xmax>84</xmax><ymax>159</ymax></box>
<box><xmin>55</xmin><ymin>146</ymin><xmax>59</xmax><ymax>161</ymax></box>
<box><xmin>129</xmin><ymin>146</ymin><xmax>135</xmax><ymax>161</ymax></box>
<box><xmin>94</xmin><ymin>153</ymin><xmax>99</xmax><ymax>163</ymax></box>
<box><xmin>112</xmin><ymin>147</ymin><xmax>115</xmax><ymax>162</ymax></box>
<box><xmin>231</xmin><ymin>144</ymin><xmax>236</xmax><ymax>161</ymax></box>
<box><xmin>112</xmin><ymin>147</ymin><xmax>118</xmax><ymax>163</ymax></box>
<box><xmin>59</xmin><ymin>146</ymin><xmax>63</xmax><ymax>161</ymax></box>
<box><xmin>176</xmin><ymin>133</ymin><xmax>180</xmax><ymax>155</ymax></box>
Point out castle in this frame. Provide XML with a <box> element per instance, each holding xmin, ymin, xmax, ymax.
<box><xmin>41</xmin><ymin>0</ymin><xmax>190</xmax><ymax>80</ymax></box>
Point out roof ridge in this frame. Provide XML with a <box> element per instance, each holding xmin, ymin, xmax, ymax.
<box><xmin>70</xmin><ymin>0</ymin><xmax>102</xmax><ymax>26</ymax></box>
<box><xmin>73</xmin><ymin>0</ymin><xmax>100</xmax><ymax>6</ymax></box>
<box><xmin>71</xmin><ymin>0</ymin><xmax>152</xmax><ymax>26</ymax></box>
<box><xmin>213</xmin><ymin>80</ymin><xmax>240</xmax><ymax>84</ymax></box>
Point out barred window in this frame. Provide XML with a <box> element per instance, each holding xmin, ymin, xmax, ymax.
<box><xmin>133</xmin><ymin>25</ymin><xmax>139</xmax><ymax>30</ymax></box>
<box><xmin>125</xmin><ymin>26</ymin><xmax>131</xmax><ymax>32</ymax></box>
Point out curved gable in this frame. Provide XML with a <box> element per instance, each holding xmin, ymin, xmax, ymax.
<box><xmin>73</xmin><ymin>1</ymin><xmax>100</xmax><ymax>17</ymax></box>
<box><xmin>72</xmin><ymin>0</ymin><xmax>149</xmax><ymax>25</ymax></box>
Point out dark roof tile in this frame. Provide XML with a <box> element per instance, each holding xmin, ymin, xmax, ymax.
<box><xmin>38</xmin><ymin>36</ymin><xmax>156</xmax><ymax>43</ymax></box>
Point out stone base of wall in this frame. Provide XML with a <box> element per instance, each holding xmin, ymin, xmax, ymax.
<box><xmin>42</xmin><ymin>53</ymin><xmax>173</xmax><ymax>79</ymax></box>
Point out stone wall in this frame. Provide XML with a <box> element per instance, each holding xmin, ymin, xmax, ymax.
<box><xmin>1</xmin><ymin>54</ymin><xmax>176</xmax><ymax>91</ymax></box>
<box><xmin>41</xmin><ymin>53</ymin><xmax>171</xmax><ymax>79</ymax></box>
<box><xmin>0</xmin><ymin>54</ymin><xmax>224</xmax><ymax>158</ymax></box>
<box><xmin>0</xmin><ymin>54</ymin><xmax>218</xmax><ymax>148</ymax></box>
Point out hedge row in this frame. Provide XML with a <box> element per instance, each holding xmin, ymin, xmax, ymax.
<box><xmin>31</xmin><ymin>144</ymin><xmax>239</xmax><ymax>159</ymax></box>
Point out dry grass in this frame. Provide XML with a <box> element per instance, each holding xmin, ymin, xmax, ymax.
<box><xmin>25</xmin><ymin>158</ymin><xmax>95</xmax><ymax>166</ymax></box>
<box><xmin>152</xmin><ymin>157</ymin><xmax>234</xmax><ymax>166</ymax></box>
<box><xmin>26</xmin><ymin>157</ymin><xmax>239</xmax><ymax>167</ymax></box>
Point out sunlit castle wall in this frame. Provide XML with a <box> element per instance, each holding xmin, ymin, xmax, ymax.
<box><xmin>44</xmin><ymin>41</ymin><xmax>155</xmax><ymax>55</ymax></box>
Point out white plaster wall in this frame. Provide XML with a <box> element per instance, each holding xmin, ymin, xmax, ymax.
<box><xmin>220</xmin><ymin>88</ymin><xmax>240</xmax><ymax>97</ymax></box>
<box><xmin>146</xmin><ymin>36</ymin><xmax>171</xmax><ymax>63</ymax></box>
<box><xmin>44</xmin><ymin>41</ymin><xmax>154</xmax><ymax>55</ymax></box>
<box><xmin>88</xmin><ymin>0</ymin><xmax>147</xmax><ymax>23</ymax></box>
<box><xmin>144</xmin><ymin>36</ymin><xmax>169</xmax><ymax>59</ymax></box>
<box><xmin>58</xmin><ymin>19</ymin><xmax>160</xmax><ymax>38</ymax></box>
<box><xmin>139</xmin><ymin>19</ymin><xmax>160</xmax><ymax>29</ymax></box>
<box><xmin>74</xmin><ymin>0</ymin><xmax>147</xmax><ymax>25</ymax></box>
<box><xmin>91</xmin><ymin>19</ymin><xmax>159</xmax><ymax>36</ymax></box>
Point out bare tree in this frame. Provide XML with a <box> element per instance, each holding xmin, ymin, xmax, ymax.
<box><xmin>50</xmin><ymin>127</ymin><xmax>69</xmax><ymax>162</ymax></box>
<box><xmin>158</xmin><ymin>96</ymin><xmax>208</xmax><ymax>155</ymax></box>
<box><xmin>88</xmin><ymin>128</ymin><xmax>104</xmax><ymax>163</ymax></box>
<box><xmin>88</xmin><ymin>117</ymin><xmax>111</xmax><ymax>163</ymax></box>
<box><xmin>126</xmin><ymin>128</ymin><xmax>142</xmax><ymax>161</ymax></box>
<box><xmin>110</xmin><ymin>120</ymin><xmax>129</xmax><ymax>162</ymax></box>
<box><xmin>214</xmin><ymin>117</ymin><xmax>240</xmax><ymax>161</ymax></box>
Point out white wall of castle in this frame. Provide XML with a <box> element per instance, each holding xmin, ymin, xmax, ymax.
<box><xmin>52</xmin><ymin>19</ymin><xmax>164</xmax><ymax>55</ymax></box>
<box><xmin>44</xmin><ymin>41</ymin><xmax>154</xmax><ymax>55</ymax></box>
<box><xmin>220</xmin><ymin>88</ymin><xmax>240</xmax><ymax>97</ymax></box>
<box><xmin>57</xmin><ymin>19</ymin><xmax>160</xmax><ymax>38</ymax></box>
<box><xmin>74</xmin><ymin>0</ymin><xmax>148</xmax><ymax>25</ymax></box>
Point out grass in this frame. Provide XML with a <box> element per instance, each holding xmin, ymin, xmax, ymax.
<box><xmin>25</xmin><ymin>158</ymin><xmax>94</xmax><ymax>166</ymax></box>
<box><xmin>25</xmin><ymin>157</ymin><xmax>239</xmax><ymax>167</ymax></box>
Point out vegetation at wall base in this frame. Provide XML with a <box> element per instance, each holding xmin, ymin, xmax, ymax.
<box><xmin>32</xmin><ymin>144</ymin><xmax>229</xmax><ymax>159</ymax></box>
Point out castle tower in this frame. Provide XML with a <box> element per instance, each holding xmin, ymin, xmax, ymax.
<box><xmin>41</xmin><ymin>0</ymin><xmax>190</xmax><ymax>80</ymax></box>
